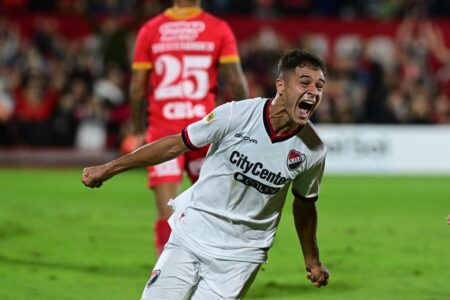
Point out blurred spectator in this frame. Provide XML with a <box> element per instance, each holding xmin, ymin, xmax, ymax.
<box><xmin>0</xmin><ymin>17</ymin><xmax>20</xmax><ymax>66</ymax></box>
<box><xmin>13</xmin><ymin>74</ymin><xmax>59</xmax><ymax>146</ymax></box>
<box><xmin>98</xmin><ymin>16</ymin><xmax>129</xmax><ymax>69</ymax></box>
<box><xmin>28</xmin><ymin>0</ymin><xmax>56</xmax><ymax>12</ymax></box>
<box><xmin>0</xmin><ymin>80</ymin><xmax>15</xmax><ymax>145</ymax></box>
<box><xmin>93</xmin><ymin>63</ymin><xmax>128</xmax><ymax>148</ymax></box>
<box><xmin>0</xmin><ymin>0</ymin><xmax>28</xmax><ymax>13</ymax></box>
<box><xmin>241</xmin><ymin>27</ymin><xmax>290</xmax><ymax>96</ymax></box>
<box><xmin>88</xmin><ymin>0</ymin><xmax>135</xmax><ymax>15</ymax></box>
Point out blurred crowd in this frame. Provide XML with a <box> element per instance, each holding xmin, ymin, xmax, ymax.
<box><xmin>241</xmin><ymin>19</ymin><xmax>450</xmax><ymax>125</ymax></box>
<box><xmin>1</xmin><ymin>0</ymin><xmax>450</xmax><ymax>149</ymax></box>
<box><xmin>3</xmin><ymin>0</ymin><xmax>450</xmax><ymax>18</ymax></box>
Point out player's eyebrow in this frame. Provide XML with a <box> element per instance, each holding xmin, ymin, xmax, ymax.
<box><xmin>298</xmin><ymin>74</ymin><xmax>326</xmax><ymax>83</ymax></box>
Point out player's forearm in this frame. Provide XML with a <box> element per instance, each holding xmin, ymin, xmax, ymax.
<box><xmin>104</xmin><ymin>134</ymin><xmax>188</xmax><ymax>177</ymax></box>
<box><xmin>130</xmin><ymin>91</ymin><xmax>146</xmax><ymax>134</ymax></box>
<box><xmin>230</xmin><ymin>81</ymin><xmax>249</xmax><ymax>101</ymax></box>
<box><xmin>229</xmin><ymin>67</ymin><xmax>249</xmax><ymax>100</ymax></box>
<box><xmin>130</xmin><ymin>72</ymin><xmax>148</xmax><ymax>134</ymax></box>
<box><xmin>221</xmin><ymin>63</ymin><xmax>249</xmax><ymax>100</ymax></box>
<box><xmin>293</xmin><ymin>198</ymin><xmax>321</xmax><ymax>268</ymax></box>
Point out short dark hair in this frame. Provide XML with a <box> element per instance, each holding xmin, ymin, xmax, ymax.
<box><xmin>278</xmin><ymin>49</ymin><xmax>327</xmax><ymax>77</ymax></box>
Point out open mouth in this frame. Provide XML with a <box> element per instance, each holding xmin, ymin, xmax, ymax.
<box><xmin>298</xmin><ymin>99</ymin><xmax>315</xmax><ymax>112</ymax></box>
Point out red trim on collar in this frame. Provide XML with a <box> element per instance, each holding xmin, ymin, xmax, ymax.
<box><xmin>263</xmin><ymin>98</ymin><xmax>303</xmax><ymax>144</ymax></box>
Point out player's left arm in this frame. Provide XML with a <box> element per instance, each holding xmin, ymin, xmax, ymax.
<box><xmin>293</xmin><ymin>198</ymin><xmax>329</xmax><ymax>288</ymax></box>
<box><xmin>291</xmin><ymin>153</ymin><xmax>328</xmax><ymax>288</ymax></box>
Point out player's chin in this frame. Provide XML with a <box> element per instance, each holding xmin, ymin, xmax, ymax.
<box><xmin>294</xmin><ymin>114</ymin><xmax>310</xmax><ymax>125</ymax></box>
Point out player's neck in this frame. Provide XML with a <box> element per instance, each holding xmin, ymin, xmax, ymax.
<box><xmin>173</xmin><ymin>0</ymin><xmax>200</xmax><ymax>8</ymax></box>
<box><xmin>166</xmin><ymin>5</ymin><xmax>202</xmax><ymax>19</ymax></box>
<box><xmin>268</xmin><ymin>97</ymin><xmax>303</xmax><ymax>135</ymax></box>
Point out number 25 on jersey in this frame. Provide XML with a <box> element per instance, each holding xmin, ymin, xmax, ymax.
<box><xmin>154</xmin><ymin>54</ymin><xmax>212</xmax><ymax>101</ymax></box>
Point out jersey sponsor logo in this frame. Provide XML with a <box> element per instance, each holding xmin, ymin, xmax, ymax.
<box><xmin>159</xmin><ymin>21</ymin><xmax>205</xmax><ymax>42</ymax></box>
<box><xmin>234</xmin><ymin>173</ymin><xmax>280</xmax><ymax>195</ymax></box>
<box><xmin>235</xmin><ymin>133</ymin><xmax>258</xmax><ymax>144</ymax></box>
<box><xmin>146</xmin><ymin>269</ymin><xmax>161</xmax><ymax>288</ymax></box>
<box><xmin>162</xmin><ymin>102</ymin><xmax>206</xmax><ymax>119</ymax></box>
<box><xmin>287</xmin><ymin>150</ymin><xmax>306</xmax><ymax>170</ymax></box>
<box><xmin>229</xmin><ymin>151</ymin><xmax>288</xmax><ymax>185</ymax></box>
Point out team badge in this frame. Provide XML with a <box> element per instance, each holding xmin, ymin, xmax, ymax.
<box><xmin>287</xmin><ymin>150</ymin><xmax>306</xmax><ymax>170</ymax></box>
<box><xmin>203</xmin><ymin>111</ymin><xmax>215</xmax><ymax>123</ymax></box>
<box><xmin>146</xmin><ymin>269</ymin><xmax>161</xmax><ymax>288</ymax></box>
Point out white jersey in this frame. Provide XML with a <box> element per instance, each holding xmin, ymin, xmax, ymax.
<box><xmin>168</xmin><ymin>97</ymin><xmax>326</xmax><ymax>263</ymax></box>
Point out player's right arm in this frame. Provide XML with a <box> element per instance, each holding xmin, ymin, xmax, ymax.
<box><xmin>217</xmin><ymin>20</ymin><xmax>249</xmax><ymax>103</ymax></box>
<box><xmin>219</xmin><ymin>62</ymin><xmax>248</xmax><ymax>102</ymax></box>
<box><xmin>129</xmin><ymin>21</ymin><xmax>154</xmax><ymax>145</ymax></box>
<box><xmin>130</xmin><ymin>69</ymin><xmax>149</xmax><ymax>141</ymax></box>
<box><xmin>82</xmin><ymin>134</ymin><xmax>188</xmax><ymax>188</ymax></box>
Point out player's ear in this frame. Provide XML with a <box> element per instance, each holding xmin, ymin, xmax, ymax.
<box><xmin>276</xmin><ymin>77</ymin><xmax>285</xmax><ymax>95</ymax></box>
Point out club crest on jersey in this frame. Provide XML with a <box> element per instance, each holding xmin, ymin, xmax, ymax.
<box><xmin>287</xmin><ymin>150</ymin><xmax>306</xmax><ymax>170</ymax></box>
<box><xmin>146</xmin><ymin>269</ymin><xmax>161</xmax><ymax>288</ymax></box>
<box><xmin>203</xmin><ymin>111</ymin><xmax>215</xmax><ymax>123</ymax></box>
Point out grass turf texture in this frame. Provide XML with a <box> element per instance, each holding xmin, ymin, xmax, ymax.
<box><xmin>0</xmin><ymin>168</ymin><xmax>449</xmax><ymax>300</ymax></box>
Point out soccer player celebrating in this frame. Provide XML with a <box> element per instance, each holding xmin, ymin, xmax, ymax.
<box><xmin>128</xmin><ymin>0</ymin><xmax>248</xmax><ymax>255</ymax></box>
<box><xmin>83</xmin><ymin>49</ymin><xmax>329</xmax><ymax>298</ymax></box>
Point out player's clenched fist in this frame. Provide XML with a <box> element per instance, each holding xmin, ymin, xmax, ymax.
<box><xmin>82</xmin><ymin>165</ymin><xmax>109</xmax><ymax>188</ymax></box>
<box><xmin>306</xmin><ymin>265</ymin><xmax>330</xmax><ymax>288</ymax></box>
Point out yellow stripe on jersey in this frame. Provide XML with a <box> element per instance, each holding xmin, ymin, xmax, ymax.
<box><xmin>132</xmin><ymin>62</ymin><xmax>152</xmax><ymax>70</ymax></box>
<box><xmin>219</xmin><ymin>55</ymin><xmax>240</xmax><ymax>64</ymax></box>
<box><xmin>164</xmin><ymin>7</ymin><xmax>202</xmax><ymax>20</ymax></box>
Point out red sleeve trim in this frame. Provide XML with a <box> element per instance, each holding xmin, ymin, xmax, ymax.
<box><xmin>292</xmin><ymin>188</ymin><xmax>318</xmax><ymax>203</ymax></box>
<box><xmin>181</xmin><ymin>128</ymin><xmax>199</xmax><ymax>151</ymax></box>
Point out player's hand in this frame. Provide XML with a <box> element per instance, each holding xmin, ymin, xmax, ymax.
<box><xmin>306</xmin><ymin>264</ymin><xmax>329</xmax><ymax>288</ymax></box>
<box><xmin>447</xmin><ymin>215</ymin><xmax>450</xmax><ymax>225</ymax></box>
<box><xmin>82</xmin><ymin>165</ymin><xmax>109</xmax><ymax>188</ymax></box>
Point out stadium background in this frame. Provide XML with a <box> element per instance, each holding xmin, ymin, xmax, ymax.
<box><xmin>0</xmin><ymin>0</ymin><xmax>449</xmax><ymax>299</ymax></box>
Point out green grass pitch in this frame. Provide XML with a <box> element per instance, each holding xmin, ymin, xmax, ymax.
<box><xmin>0</xmin><ymin>168</ymin><xmax>449</xmax><ymax>300</ymax></box>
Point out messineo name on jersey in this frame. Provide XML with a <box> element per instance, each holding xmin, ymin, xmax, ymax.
<box><xmin>229</xmin><ymin>151</ymin><xmax>288</xmax><ymax>186</ymax></box>
<box><xmin>153</xmin><ymin>42</ymin><xmax>215</xmax><ymax>54</ymax></box>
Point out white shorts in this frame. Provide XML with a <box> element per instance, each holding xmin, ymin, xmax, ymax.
<box><xmin>141</xmin><ymin>238</ymin><xmax>261</xmax><ymax>300</ymax></box>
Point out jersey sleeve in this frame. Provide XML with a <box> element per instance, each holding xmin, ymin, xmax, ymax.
<box><xmin>181</xmin><ymin>101</ymin><xmax>235</xmax><ymax>150</ymax></box>
<box><xmin>132</xmin><ymin>24</ymin><xmax>153</xmax><ymax>70</ymax></box>
<box><xmin>218</xmin><ymin>21</ymin><xmax>240</xmax><ymax>64</ymax></box>
<box><xmin>291</xmin><ymin>155</ymin><xmax>326</xmax><ymax>203</ymax></box>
